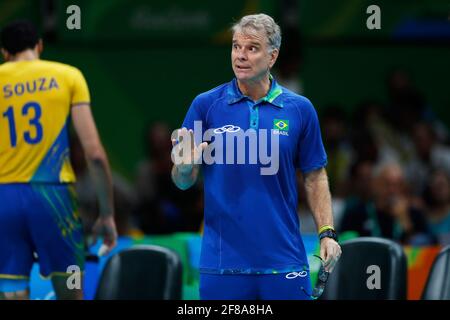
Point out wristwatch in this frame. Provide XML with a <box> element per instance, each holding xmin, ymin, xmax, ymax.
<box><xmin>319</xmin><ymin>229</ymin><xmax>338</xmax><ymax>242</ymax></box>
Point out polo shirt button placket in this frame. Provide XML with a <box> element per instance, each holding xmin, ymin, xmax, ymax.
<box><xmin>250</xmin><ymin>102</ymin><xmax>259</xmax><ymax>130</ymax></box>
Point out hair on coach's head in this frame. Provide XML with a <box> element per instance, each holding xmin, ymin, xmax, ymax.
<box><xmin>1</xmin><ymin>20</ymin><xmax>40</xmax><ymax>54</ymax></box>
<box><xmin>231</xmin><ymin>13</ymin><xmax>282</xmax><ymax>52</ymax></box>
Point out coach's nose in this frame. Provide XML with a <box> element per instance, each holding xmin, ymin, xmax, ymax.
<box><xmin>237</xmin><ymin>48</ymin><xmax>248</xmax><ymax>61</ymax></box>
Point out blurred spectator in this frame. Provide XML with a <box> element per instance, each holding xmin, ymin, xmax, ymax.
<box><xmin>135</xmin><ymin>122</ymin><xmax>173</xmax><ymax>204</ymax></box>
<box><xmin>342</xmin><ymin>160</ymin><xmax>375</xmax><ymax>213</ymax></box>
<box><xmin>405</xmin><ymin>122</ymin><xmax>450</xmax><ymax>195</ymax></box>
<box><xmin>349</xmin><ymin>129</ymin><xmax>379</xmax><ymax>164</ymax></box>
<box><xmin>321</xmin><ymin>105</ymin><xmax>352</xmax><ymax>197</ymax></box>
<box><xmin>387</xmin><ymin>68</ymin><xmax>448</xmax><ymax>143</ymax></box>
<box><xmin>387</xmin><ymin>68</ymin><xmax>425</xmax><ymax>134</ymax></box>
<box><xmin>350</xmin><ymin>101</ymin><xmax>402</xmax><ymax>167</ymax></box>
<box><xmin>422</xmin><ymin>170</ymin><xmax>450</xmax><ymax>245</ymax></box>
<box><xmin>134</xmin><ymin>122</ymin><xmax>203</xmax><ymax>234</ymax></box>
<box><xmin>114</xmin><ymin>186</ymin><xmax>143</xmax><ymax>237</ymax></box>
<box><xmin>352</xmin><ymin>100</ymin><xmax>386</xmax><ymax>133</ymax></box>
<box><xmin>340</xmin><ymin>162</ymin><xmax>434</xmax><ymax>245</ymax></box>
<box><xmin>354</xmin><ymin>100</ymin><xmax>414</xmax><ymax>167</ymax></box>
<box><xmin>70</xmin><ymin>134</ymin><xmax>139</xmax><ymax>237</ymax></box>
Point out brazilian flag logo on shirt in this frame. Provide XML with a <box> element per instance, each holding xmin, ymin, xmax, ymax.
<box><xmin>273</xmin><ymin>119</ymin><xmax>289</xmax><ymax>131</ymax></box>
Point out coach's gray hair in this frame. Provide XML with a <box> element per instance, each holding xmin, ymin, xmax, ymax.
<box><xmin>231</xmin><ymin>14</ymin><xmax>282</xmax><ymax>52</ymax></box>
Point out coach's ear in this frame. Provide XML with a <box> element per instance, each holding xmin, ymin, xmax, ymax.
<box><xmin>269</xmin><ymin>48</ymin><xmax>279</xmax><ymax>69</ymax></box>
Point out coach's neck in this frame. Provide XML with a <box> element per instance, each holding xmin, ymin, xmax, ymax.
<box><xmin>237</xmin><ymin>75</ymin><xmax>271</xmax><ymax>102</ymax></box>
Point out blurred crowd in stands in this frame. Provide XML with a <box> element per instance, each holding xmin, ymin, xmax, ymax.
<box><xmin>70</xmin><ymin>67</ymin><xmax>450</xmax><ymax>247</ymax></box>
<box><xmin>298</xmin><ymin>68</ymin><xmax>450</xmax><ymax>246</ymax></box>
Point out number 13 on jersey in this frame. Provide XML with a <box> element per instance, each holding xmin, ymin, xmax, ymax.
<box><xmin>2</xmin><ymin>101</ymin><xmax>43</xmax><ymax>147</ymax></box>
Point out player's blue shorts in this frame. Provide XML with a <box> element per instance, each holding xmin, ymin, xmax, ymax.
<box><xmin>200</xmin><ymin>271</ymin><xmax>313</xmax><ymax>300</ymax></box>
<box><xmin>0</xmin><ymin>183</ymin><xmax>85</xmax><ymax>292</ymax></box>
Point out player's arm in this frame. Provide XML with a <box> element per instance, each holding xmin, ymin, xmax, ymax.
<box><xmin>71</xmin><ymin>104</ymin><xmax>117</xmax><ymax>253</ymax></box>
<box><xmin>303</xmin><ymin>167</ymin><xmax>341</xmax><ymax>271</ymax></box>
<box><xmin>171</xmin><ymin>128</ymin><xmax>207</xmax><ymax>190</ymax></box>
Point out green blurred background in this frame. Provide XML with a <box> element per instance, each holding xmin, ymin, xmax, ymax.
<box><xmin>1</xmin><ymin>0</ymin><xmax>449</xmax><ymax>180</ymax></box>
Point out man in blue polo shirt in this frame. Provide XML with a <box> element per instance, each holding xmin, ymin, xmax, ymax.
<box><xmin>171</xmin><ymin>13</ymin><xmax>341</xmax><ymax>300</ymax></box>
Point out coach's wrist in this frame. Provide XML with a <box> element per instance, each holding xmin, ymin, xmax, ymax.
<box><xmin>318</xmin><ymin>227</ymin><xmax>338</xmax><ymax>242</ymax></box>
<box><xmin>318</xmin><ymin>224</ymin><xmax>334</xmax><ymax>234</ymax></box>
<box><xmin>176</xmin><ymin>163</ymin><xmax>194</xmax><ymax>175</ymax></box>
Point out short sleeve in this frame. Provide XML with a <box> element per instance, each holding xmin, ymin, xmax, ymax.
<box><xmin>70</xmin><ymin>68</ymin><xmax>90</xmax><ymax>105</ymax></box>
<box><xmin>296</xmin><ymin>98</ymin><xmax>327</xmax><ymax>173</ymax></box>
<box><xmin>181</xmin><ymin>95</ymin><xmax>207</xmax><ymax>145</ymax></box>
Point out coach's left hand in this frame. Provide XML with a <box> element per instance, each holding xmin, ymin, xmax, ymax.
<box><xmin>320</xmin><ymin>238</ymin><xmax>342</xmax><ymax>273</ymax></box>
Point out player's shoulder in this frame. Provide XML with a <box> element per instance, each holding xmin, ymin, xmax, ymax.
<box><xmin>37</xmin><ymin>60</ymin><xmax>83</xmax><ymax>76</ymax></box>
<box><xmin>0</xmin><ymin>61</ymin><xmax>10</xmax><ymax>72</ymax></box>
<box><xmin>0</xmin><ymin>60</ymin><xmax>80</xmax><ymax>80</ymax></box>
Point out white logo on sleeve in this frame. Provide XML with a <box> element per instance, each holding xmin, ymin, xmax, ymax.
<box><xmin>285</xmin><ymin>271</ymin><xmax>308</xmax><ymax>279</ymax></box>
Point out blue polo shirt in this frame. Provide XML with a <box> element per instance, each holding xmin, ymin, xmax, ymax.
<box><xmin>182</xmin><ymin>77</ymin><xmax>327</xmax><ymax>274</ymax></box>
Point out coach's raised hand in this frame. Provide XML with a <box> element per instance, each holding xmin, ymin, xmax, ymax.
<box><xmin>171</xmin><ymin>128</ymin><xmax>207</xmax><ymax>190</ymax></box>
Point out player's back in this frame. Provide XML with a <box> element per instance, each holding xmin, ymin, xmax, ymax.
<box><xmin>0</xmin><ymin>59</ymin><xmax>90</xmax><ymax>184</ymax></box>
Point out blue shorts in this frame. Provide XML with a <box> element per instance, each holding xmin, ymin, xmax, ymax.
<box><xmin>0</xmin><ymin>183</ymin><xmax>85</xmax><ymax>291</ymax></box>
<box><xmin>200</xmin><ymin>271</ymin><xmax>313</xmax><ymax>300</ymax></box>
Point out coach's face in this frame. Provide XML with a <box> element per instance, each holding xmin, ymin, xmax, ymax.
<box><xmin>231</xmin><ymin>29</ymin><xmax>278</xmax><ymax>83</ymax></box>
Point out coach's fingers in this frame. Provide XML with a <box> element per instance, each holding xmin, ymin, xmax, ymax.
<box><xmin>189</xmin><ymin>130</ymin><xmax>196</xmax><ymax>151</ymax></box>
<box><xmin>326</xmin><ymin>257</ymin><xmax>338</xmax><ymax>273</ymax></box>
<box><xmin>177</xmin><ymin>128</ymin><xmax>188</xmax><ymax>144</ymax></box>
<box><xmin>320</xmin><ymin>245</ymin><xmax>326</xmax><ymax>263</ymax></box>
<box><xmin>324</xmin><ymin>245</ymin><xmax>341</xmax><ymax>272</ymax></box>
<box><xmin>323</xmin><ymin>245</ymin><xmax>335</xmax><ymax>268</ymax></box>
<box><xmin>180</xmin><ymin>128</ymin><xmax>189</xmax><ymax>140</ymax></box>
<box><xmin>171</xmin><ymin>139</ymin><xmax>181</xmax><ymax>164</ymax></box>
<box><xmin>198</xmin><ymin>142</ymin><xmax>208</xmax><ymax>151</ymax></box>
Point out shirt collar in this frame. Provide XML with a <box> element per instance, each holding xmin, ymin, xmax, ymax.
<box><xmin>227</xmin><ymin>74</ymin><xmax>284</xmax><ymax>108</ymax></box>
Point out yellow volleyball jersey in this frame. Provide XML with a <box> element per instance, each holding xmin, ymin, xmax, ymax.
<box><xmin>0</xmin><ymin>59</ymin><xmax>90</xmax><ymax>183</ymax></box>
